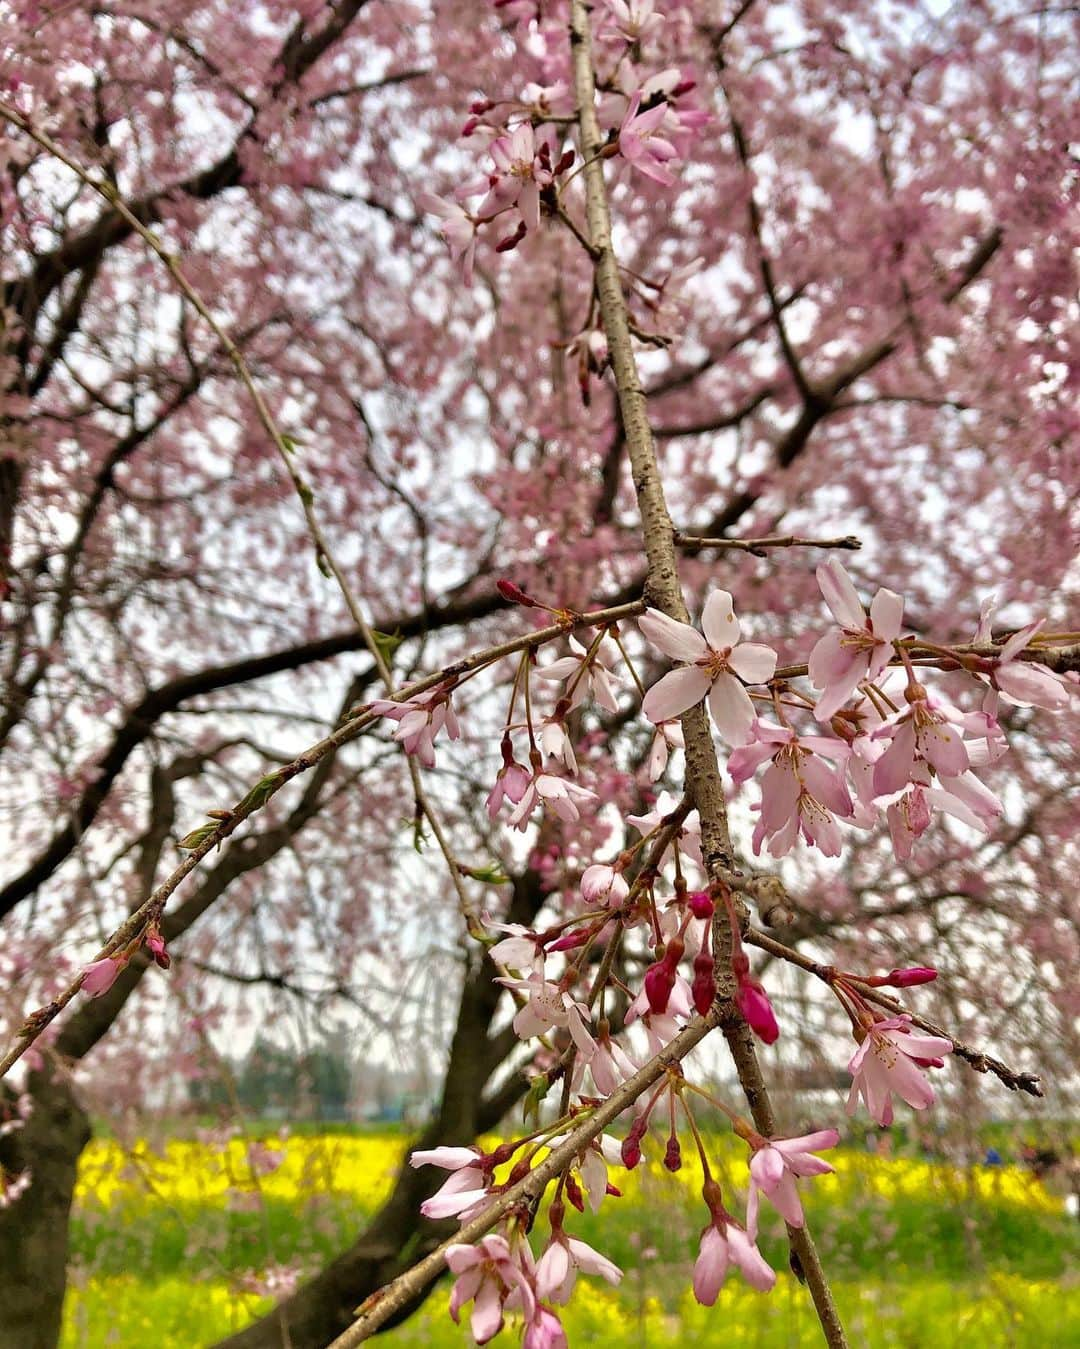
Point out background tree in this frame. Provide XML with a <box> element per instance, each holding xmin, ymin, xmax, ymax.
<box><xmin>0</xmin><ymin>1</ymin><xmax>1076</xmax><ymax>1346</ymax></box>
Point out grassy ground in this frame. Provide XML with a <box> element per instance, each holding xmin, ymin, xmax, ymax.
<box><xmin>62</xmin><ymin>1129</ymin><xmax>1080</xmax><ymax>1347</ymax></box>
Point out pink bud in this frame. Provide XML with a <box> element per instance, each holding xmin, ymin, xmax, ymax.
<box><xmin>461</xmin><ymin>116</ymin><xmax>480</xmax><ymax>137</ymax></box>
<box><xmin>82</xmin><ymin>957</ymin><xmax>125</xmax><ymax>998</ymax></box>
<box><xmin>564</xmin><ymin>1173</ymin><xmax>585</xmax><ymax>1211</ymax></box>
<box><xmin>497</xmin><ymin>579</ymin><xmax>536</xmax><ymax>606</ymax></box>
<box><xmin>495</xmin><ymin>221</ymin><xmax>528</xmax><ymax>253</ymax></box>
<box><xmin>688</xmin><ymin>891</ymin><xmax>714</xmax><ymax>920</ymax></box>
<box><xmin>691</xmin><ymin>952</ymin><xmax>715</xmax><ymax>1017</ymax></box>
<box><xmin>736</xmin><ymin>976</ymin><xmax>779</xmax><ymax>1044</ymax></box>
<box><xmin>644</xmin><ymin>960</ymin><xmax>676</xmax><ymax>1014</ymax></box>
<box><xmin>663</xmin><ymin>1135</ymin><xmax>682</xmax><ymax>1171</ymax></box>
<box><xmin>621</xmin><ymin>1136</ymin><xmax>642</xmax><ymax>1169</ymax></box>
<box><xmin>469</xmin><ymin>99</ymin><xmax>494</xmax><ymax>114</ymax></box>
<box><xmin>548</xmin><ymin>928</ymin><xmax>590</xmax><ymax>953</ymax></box>
<box><xmin>885</xmin><ymin>966</ymin><xmax>937</xmax><ymax>987</ymax></box>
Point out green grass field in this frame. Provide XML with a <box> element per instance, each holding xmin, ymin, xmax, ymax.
<box><xmin>62</xmin><ymin>1129</ymin><xmax>1080</xmax><ymax>1347</ymax></box>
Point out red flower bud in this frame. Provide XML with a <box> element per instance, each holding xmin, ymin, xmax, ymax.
<box><xmin>691</xmin><ymin>952</ymin><xmax>715</xmax><ymax>1016</ymax></box>
<box><xmin>564</xmin><ymin>1173</ymin><xmax>585</xmax><ymax>1211</ymax></box>
<box><xmin>663</xmin><ymin>1135</ymin><xmax>682</xmax><ymax>1172</ymax></box>
<box><xmin>736</xmin><ymin>975</ymin><xmax>779</xmax><ymax>1044</ymax></box>
<box><xmin>885</xmin><ymin>966</ymin><xmax>937</xmax><ymax>987</ymax></box>
<box><xmin>687</xmin><ymin>890</ymin><xmax>714</xmax><ymax>920</ymax></box>
<box><xmin>497</xmin><ymin>579</ymin><xmax>536</xmax><ymax>606</ymax></box>
<box><xmin>644</xmin><ymin>959</ymin><xmax>677</xmax><ymax>1015</ymax></box>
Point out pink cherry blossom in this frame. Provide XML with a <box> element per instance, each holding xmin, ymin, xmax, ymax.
<box><xmin>846</xmin><ymin>1015</ymin><xmax>953</xmax><ymax>1126</ymax></box>
<box><xmin>523</xmin><ymin>1306</ymin><xmax>568</xmax><ymax>1349</ymax></box>
<box><xmin>580</xmin><ymin>863</ymin><xmax>629</xmax><ymax>907</ymax></box>
<box><xmin>477</xmin><ymin>123</ymin><xmax>557</xmax><ymax>231</ymax></box>
<box><xmin>536</xmin><ymin>635</ymin><xmax>623</xmax><ymax>714</ymax></box>
<box><xmin>507</xmin><ymin>773</ymin><xmax>598</xmax><ymax>830</ymax></box>
<box><xmin>486</xmin><ymin>754</ymin><xmax>532</xmax><ymax>820</ymax></box>
<box><xmin>413</xmin><ymin>1147</ymin><xmax>491</xmax><ymax>1220</ymax></box>
<box><xmin>871</xmin><ymin>690</ymin><xmax>984</xmax><ymax>796</ymax></box>
<box><xmin>496</xmin><ymin>970</ymin><xmax>595</xmax><ymax>1046</ymax></box>
<box><xmin>730</xmin><ymin>720</ymin><xmax>853</xmax><ymax>857</ymax></box>
<box><xmin>990</xmin><ymin>619</ymin><xmax>1072</xmax><ymax>709</ymax></box>
<box><xmin>640</xmin><ymin>593</ymin><xmax>777</xmax><ymax>745</ymax></box>
<box><xmin>745</xmin><ymin>1129</ymin><xmax>839</xmax><ymax>1236</ymax></box>
<box><xmin>693</xmin><ymin>1220</ymin><xmax>775</xmax><ymax>1304</ymax></box>
<box><xmin>535</xmin><ymin>1232</ymin><xmax>622</xmax><ymax>1303</ymax></box>
<box><xmin>416</xmin><ymin>193</ymin><xmax>477</xmax><ymax>287</ymax></box>
<box><xmin>647</xmin><ymin>718</ymin><xmax>684</xmax><ymax>780</ymax></box>
<box><xmin>626</xmin><ymin>789</ymin><xmax>703</xmax><ymax>865</ymax></box>
<box><xmin>809</xmin><ymin>560</ymin><xmax>904</xmax><ymax>721</ymax></box>
<box><xmin>605</xmin><ymin>0</ymin><xmax>664</xmax><ymax>43</ymax></box>
<box><xmin>446</xmin><ymin>1233</ymin><xmax>536</xmax><ymax>1344</ymax></box>
<box><xmin>617</xmin><ymin>94</ymin><xmax>680</xmax><ymax>187</ymax></box>
<box><xmin>370</xmin><ymin>690</ymin><xmax>460</xmax><ymax>769</ymax></box>
<box><xmin>539</xmin><ymin>717</ymin><xmax>578</xmax><ymax>774</ymax></box>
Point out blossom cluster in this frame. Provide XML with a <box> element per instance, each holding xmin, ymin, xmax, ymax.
<box><xmin>364</xmin><ymin>551</ymin><xmax>1071</xmax><ymax>1347</ymax></box>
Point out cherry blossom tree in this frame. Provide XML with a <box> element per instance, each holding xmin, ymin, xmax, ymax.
<box><xmin>0</xmin><ymin>1</ymin><xmax>1077</xmax><ymax>1347</ymax></box>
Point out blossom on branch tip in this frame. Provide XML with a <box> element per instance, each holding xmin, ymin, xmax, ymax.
<box><xmin>580</xmin><ymin>863</ymin><xmax>629</xmax><ymax>907</ymax></box>
<box><xmin>871</xmin><ymin>688</ymin><xmax>987</xmax><ymax>796</ymax></box>
<box><xmin>809</xmin><ymin>560</ymin><xmax>904</xmax><ymax>722</ymax></box>
<box><xmin>639</xmin><ymin>593</ymin><xmax>776</xmax><ymax>745</ymax></box>
<box><xmin>477</xmin><ymin>123</ymin><xmax>558</xmax><ymax>232</ymax></box>
<box><xmin>647</xmin><ymin>718</ymin><xmax>684</xmax><ymax>780</ymax></box>
<box><xmin>745</xmin><ymin>1129</ymin><xmax>839</xmax><ymax>1237</ymax></box>
<box><xmin>507</xmin><ymin>773</ymin><xmax>598</xmax><ymax>830</ymax></box>
<box><xmin>846</xmin><ymin>1015</ymin><xmax>953</xmax><ymax>1127</ymax></box>
<box><xmin>626</xmin><ymin>789</ymin><xmax>702</xmax><ymax>865</ymax></box>
<box><xmin>989</xmin><ymin>619</ymin><xmax>1072</xmax><ymax>710</ymax></box>
<box><xmin>413</xmin><ymin>1146</ymin><xmax>492</xmax><ymax>1220</ymax></box>
<box><xmin>604</xmin><ymin>0</ymin><xmax>664</xmax><ymax>43</ymax></box>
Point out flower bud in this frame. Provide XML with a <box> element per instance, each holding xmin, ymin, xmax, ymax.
<box><xmin>644</xmin><ymin>959</ymin><xmax>676</xmax><ymax>1015</ymax></box>
<box><xmin>663</xmin><ymin>1135</ymin><xmax>682</xmax><ymax>1172</ymax></box>
<box><xmin>497</xmin><ymin>579</ymin><xmax>536</xmax><ymax>606</ymax></box>
<box><xmin>687</xmin><ymin>890</ymin><xmax>714</xmax><ymax>920</ymax></box>
<box><xmin>884</xmin><ymin>966</ymin><xmax>937</xmax><ymax>987</ymax></box>
<box><xmin>736</xmin><ymin>975</ymin><xmax>779</xmax><ymax>1044</ymax></box>
<box><xmin>691</xmin><ymin>952</ymin><xmax>715</xmax><ymax>1017</ymax></box>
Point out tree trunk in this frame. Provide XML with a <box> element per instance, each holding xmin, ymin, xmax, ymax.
<box><xmin>212</xmin><ymin>941</ymin><xmax>531</xmax><ymax>1349</ymax></box>
<box><xmin>0</xmin><ymin>1069</ymin><xmax>90</xmax><ymax>1349</ymax></box>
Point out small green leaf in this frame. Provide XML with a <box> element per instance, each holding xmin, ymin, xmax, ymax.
<box><xmin>280</xmin><ymin>434</ymin><xmax>303</xmax><ymax>455</ymax></box>
<box><xmin>370</xmin><ymin>628</ymin><xmax>404</xmax><ymax>664</ymax></box>
<box><xmin>522</xmin><ymin>1074</ymin><xmax>551</xmax><ymax>1127</ymax></box>
<box><xmin>236</xmin><ymin>773</ymin><xmax>281</xmax><ymax>815</ymax></box>
<box><xmin>470</xmin><ymin>863</ymin><xmax>511</xmax><ymax>885</ymax></box>
<box><xmin>177</xmin><ymin>822</ymin><xmax>219</xmax><ymax>851</ymax></box>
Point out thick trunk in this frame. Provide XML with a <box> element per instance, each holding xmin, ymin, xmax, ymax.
<box><xmin>0</xmin><ymin>1070</ymin><xmax>90</xmax><ymax>1349</ymax></box>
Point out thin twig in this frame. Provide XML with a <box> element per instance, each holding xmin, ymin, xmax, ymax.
<box><xmin>746</xmin><ymin>928</ymin><xmax>1043</xmax><ymax>1097</ymax></box>
<box><xmin>673</xmin><ymin>531</ymin><xmax>862</xmax><ymax>555</ymax></box>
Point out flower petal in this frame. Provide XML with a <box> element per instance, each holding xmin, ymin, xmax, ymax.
<box><xmin>701</xmin><ymin>590</ymin><xmax>741</xmax><ymax>648</ymax></box>
<box><xmin>639</xmin><ymin>609</ymin><xmax>707</xmax><ymax>661</ymax></box>
<box><xmin>642</xmin><ymin>666</ymin><xmax>711</xmax><ymax>723</ymax></box>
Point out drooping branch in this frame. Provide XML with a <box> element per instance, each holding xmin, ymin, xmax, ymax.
<box><xmin>566</xmin><ymin>5</ymin><xmax>848</xmax><ymax>1344</ymax></box>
